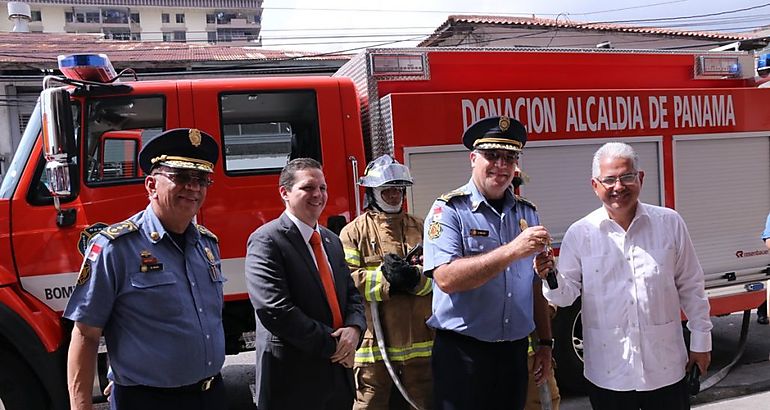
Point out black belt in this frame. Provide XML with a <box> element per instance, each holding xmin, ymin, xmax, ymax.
<box><xmin>129</xmin><ymin>373</ymin><xmax>222</xmax><ymax>393</ymax></box>
<box><xmin>436</xmin><ymin>329</ymin><xmax>528</xmax><ymax>345</ymax></box>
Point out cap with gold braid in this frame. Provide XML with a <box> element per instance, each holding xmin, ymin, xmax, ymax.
<box><xmin>139</xmin><ymin>128</ymin><xmax>219</xmax><ymax>174</ymax></box>
<box><xmin>462</xmin><ymin>116</ymin><xmax>527</xmax><ymax>152</ymax></box>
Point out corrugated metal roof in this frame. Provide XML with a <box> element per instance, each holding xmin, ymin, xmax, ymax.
<box><xmin>420</xmin><ymin>15</ymin><xmax>750</xmax><ymax>46</ymax></box>
<box><xmin>0</xmin><ymin>32</ymin><xmax>348</xmax><ymax>68</ymax></box>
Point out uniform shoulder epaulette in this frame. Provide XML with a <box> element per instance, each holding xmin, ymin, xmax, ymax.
<box><xmin>99</xmin><ymin>220</ymin><xmax>139</xmax><ymax>240</ymax></box>
<box><xmin>515</xmin><ymin>194</ymin><xmax>537</xmax><ymax>210</ymax></box>
<box><xmin>437</xmin><ymin>189</ymin><xmax>470</xmax><ymax>203</ymax></box>
<box><xmin>197</xmin><ymin>224</ymin><xmax>219</xmax><ymax>243</ymax></box>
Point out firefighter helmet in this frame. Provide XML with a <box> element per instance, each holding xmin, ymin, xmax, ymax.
<box><xmin>359</xmin><ymin>155</ymin><xmax>413</xmax><ymax>187</ymax></box>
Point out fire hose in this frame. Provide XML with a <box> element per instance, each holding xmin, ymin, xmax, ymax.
<box><xmin>370</xmin><ymin>300</ymin><xmax>424</xmax><ymax>410</ymax></box>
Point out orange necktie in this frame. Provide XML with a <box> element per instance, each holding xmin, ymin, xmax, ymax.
<box><xmin>309</xmin><ymin>231</ymin><xmax>343</xmax><ymax>329</ymax></box>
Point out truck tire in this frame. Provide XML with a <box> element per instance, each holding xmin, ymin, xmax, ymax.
<box><xmin>0</xmin><ymin>348</ymin><xmax>49</xmax><ymax>410</ymax></box>
<box><xmin>552</xmin><ymin>297</ymin><xmax>587</xmax><ymax>394</ymax></box>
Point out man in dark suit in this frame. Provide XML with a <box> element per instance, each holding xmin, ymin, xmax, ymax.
<box><xmin>246</xmin><ymin>157</ymin><xmax>367</xmax><ymax>410</ymax></box>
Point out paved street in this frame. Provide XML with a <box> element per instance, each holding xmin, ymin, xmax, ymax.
<box><xmin>93</xmin><ymin>310</ymin><xmax>770</xmax><ymax>410</ymax></box>
<box><xmin>562</xmin><ymin>311</ymin><xmax>770</xmax><ymax>409</ymax></box>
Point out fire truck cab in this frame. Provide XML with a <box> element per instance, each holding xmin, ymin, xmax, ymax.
<box><xmin>0</xmin><ymin>54</ymin><xmax>365</xmax><ymax>409</ymax></box>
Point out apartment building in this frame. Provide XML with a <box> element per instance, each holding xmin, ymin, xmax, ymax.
<box><xmin>1</xmin><ymin>0</ymin><xmax>263</xmax><ymax>44</ymax></box>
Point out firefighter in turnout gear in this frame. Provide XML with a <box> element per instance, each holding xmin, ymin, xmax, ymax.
<box><xmin>340</xmin><ymin>155</ymin><xmax>434</xmax><ymax>410</ymax></box>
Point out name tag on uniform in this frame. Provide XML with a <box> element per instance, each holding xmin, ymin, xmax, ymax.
<box><xmin>469</xmin><ymin>229</ymin><xmax>489</xmax><ymax>237</ymax></box>
<box><xmin>141</xmin><ymin>263</ymin><xmax>164</xmax><ymax>272</ymax></box>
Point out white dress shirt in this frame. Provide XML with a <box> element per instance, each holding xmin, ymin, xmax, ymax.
<box><xmin>284</xmin><ymin>211</ymin><xmax>331</xmax><ymax>273</ymax></box>
<box><xmin>543</xmin><ymin>202</ymin><xmax>712</xmax><ymax>391</ymax></box>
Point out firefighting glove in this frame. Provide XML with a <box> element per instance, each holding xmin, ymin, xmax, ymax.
<box><xmin>382</xmin><ymin>253</ymin><xmax>421</xmax><ymax>294</ymax></box>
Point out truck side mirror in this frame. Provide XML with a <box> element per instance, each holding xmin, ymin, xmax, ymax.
<box><xmin>40</xmin><ymin>87</ymin><xmax>75</xmax><ymax>197</ymax></box>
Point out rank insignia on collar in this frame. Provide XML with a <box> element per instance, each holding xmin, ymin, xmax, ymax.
<box><xmin>428</xmin><ymin>221</ymin><xmax>442</xmax><ymax>240</ymax></box>
<box><xmin>469</xmin><ymin>229</ymin><xmax>489</xmax><ymax>237</ymax></box>
<box><xmin>76</xmin><ymin>261</ymin><xmax>91</xmax><ymax>286</ymax></box>
<box><xmin>204</xmin><ymin>247</ymin><xmax>215</xmax><ymax>263</ymax></box>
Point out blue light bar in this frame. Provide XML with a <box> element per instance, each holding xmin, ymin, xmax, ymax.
<box><xmin>57</xmin><ymin>53</ymin><xmax>118</xmax><ymax>83</ymax></box>
<box><xmin>758</xmin><ymin>53</ymin><xmax>770</xmax><ymax>73</ymax></box>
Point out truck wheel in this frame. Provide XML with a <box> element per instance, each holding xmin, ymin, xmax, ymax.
<box><xmin>0</xmin><ymin>348</ymin><xmax>49</xmax><ymax>410</ymax></box>
<box><xmin>552</xmin><ymin>297</ymin><xmax>587</xmax><ymax>394</ymax></box>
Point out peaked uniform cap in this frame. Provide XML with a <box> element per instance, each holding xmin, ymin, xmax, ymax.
<box><xmin>462</xmin><ymin>116</ymin><xmax>527</xmax><ymax>152</ymax></box>
<box><xmin>139</xmin><ymin>128</ymin><xmax>219</xmax><ymax>174</ymax></box>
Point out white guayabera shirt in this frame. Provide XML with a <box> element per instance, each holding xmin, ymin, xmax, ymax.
<box><xmin>544</xmin><ymin>202</ymin><xmax>712</xmax><ymax>391</ymax></box>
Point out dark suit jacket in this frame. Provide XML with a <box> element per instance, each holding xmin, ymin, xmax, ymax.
<box><xmin>246</xmin><ymin>212</ymin><xmax>366</xmax><ymax>410</ymax></box>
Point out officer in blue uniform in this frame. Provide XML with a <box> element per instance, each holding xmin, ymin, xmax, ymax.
<box><xmin>423</xmin><ymin>116</ymin><xmax>554</xmax><ymax>410</ymax></box>
<box><xmin>64</xmin><ymin>128</ymin><xmax>226</xmax><ymax>410</ymax></box>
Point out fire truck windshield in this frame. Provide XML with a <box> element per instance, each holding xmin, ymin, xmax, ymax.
<box><xmin>0</xmin><ymin>103</ymin><xmax>41</xmax><ymax>199</ymax></box>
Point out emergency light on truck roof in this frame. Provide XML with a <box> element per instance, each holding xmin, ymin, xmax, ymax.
<box><xmin>757</xmin><ymin>53</ymin><xmax>770</xmax><ymax>74</ymax></box>
<box><xmin>57</xmin><ymin>53</ymin><xmax>118</xmax><ymax>83</ymax></box>
<box><xmin>369</xmin><ymin>53</ymin><xmax>428</xmax><ymax>78</ymax></box>
<box><xmin>694</xmin><ymin>55</ymin><xmax>741</xmax><ymax>78</ymax></box>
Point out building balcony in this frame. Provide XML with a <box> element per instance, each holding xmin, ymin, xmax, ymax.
<box><xmin>206</xmin><ymin>19</ymin><xmax>260</xmax><ymax>30</ymax></box>
<box><xmin>64</xmin><ymin>22</ymin><xmax>102</xmax><ymax>33</ymax></box>
<box><xmin>161</xmin><ymin>22</ymin><xmax>186</xmax><ymax>30</ymax></box>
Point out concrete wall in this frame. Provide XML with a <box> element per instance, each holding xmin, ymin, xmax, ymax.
<box><xmin>140</xmin><ymin>8</ymin><xmax>162</xmax><ymax>41</ymax></box>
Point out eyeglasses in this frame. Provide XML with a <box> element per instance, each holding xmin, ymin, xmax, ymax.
<box><xmin>153</xmin><ymin>171</ymin><xmax>214</xmax><ymax>187</ymax></box>
<box><xmin>477</xmin><ymin>150</ymin><xmax>520</xmax><ymax>165</ymax></box>
<box><xmin>595</xmin><ymin>172</ymin><xmax>638</xmax><ymax>188</ymax></box>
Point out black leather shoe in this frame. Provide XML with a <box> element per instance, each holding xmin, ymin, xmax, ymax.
<box><xmin>758</xmin><ymin>315</ymin><xmax>769</xmax><ymax>325</ymax></box>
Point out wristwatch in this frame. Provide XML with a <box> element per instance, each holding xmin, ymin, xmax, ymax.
<box><xmin>537</xmin><ymin>338</ymin><xmax>554</xmax><ymax>349</ymax></box>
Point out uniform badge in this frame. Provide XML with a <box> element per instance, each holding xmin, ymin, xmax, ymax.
<box><xmin>189</xmin><ymin>128</ymin><xmax>202</xmax><ymax>147</ymax></box>
<box><xmin>428</xmin><ymin>221</ymin><xmax>442</xmax><ymax>240</ymax></box>
<box><xmin>469</xmin><ymin>229</ymin><xmax>489</xmax><ymax>237</ymax></box>
<box><xmin>139</xmin><ymin>250</ymin><xmax>163</xmax><ymax>272</ymax></box>
<box><xmin>76</xmin><ymin>261</ymin><xmax>91</xmax><ymax>286</ymax></box>
<box><xmin>78</xmin><ymin>222</ymin><xmax>108</xmax><ymax>255</ymax></box>
<box><xmin>519</xmin><ymin>218</ymin><xmax>529</xmax><ymax>231</ymax></box>
<box><xmin>499</xmin><ymin>116</ymin><xmax>511</xmax><ymax>131</ymax></box>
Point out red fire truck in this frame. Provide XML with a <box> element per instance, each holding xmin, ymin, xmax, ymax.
<box><xmin>1</xmin><ymin>48</ymin><xmax>769</xmax><ymax>408</ymax></box>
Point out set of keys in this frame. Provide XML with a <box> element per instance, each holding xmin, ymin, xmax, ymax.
<box><xmin>519</xmin><ymin>219</ymin><xmax>559</xmax><ymax>290</ymax></box>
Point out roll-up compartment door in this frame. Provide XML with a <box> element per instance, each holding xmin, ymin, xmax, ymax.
<box><xmin>520</xmin><ymin>140</ymin><xmax>661</xmax><ymax>242</ymax></box>
<box><xmin>405</xmin><ymin>145</ymin><xmax>471</xmax><ymax>221</ymax></box>
<box><xmin>674</xmin><ymin>134</ymin><xmax>770</xmax><ymax>276</ymax></box>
